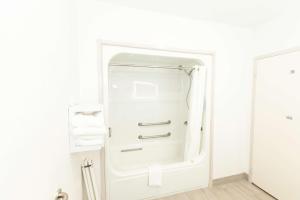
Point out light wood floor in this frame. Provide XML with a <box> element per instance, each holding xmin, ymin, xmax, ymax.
<box><xmin>156</xmin><ymin>180</ymin><xmax>275</xmax><ymax>200</ymax></box>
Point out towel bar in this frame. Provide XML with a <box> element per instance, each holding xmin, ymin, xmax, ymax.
<box><xmin>138</xmin><ymin>120</ymin><xmax>171</xmax><ymax>126</ymax></box>
<box><xmin>138</xmin><ymin>132</ymin><xmax>171</xmax><ymax>140</ymax></box>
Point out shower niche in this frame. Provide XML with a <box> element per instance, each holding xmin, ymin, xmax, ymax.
<box><xmin>101</xmin><ymin>43</ymin><xmax>213</xmax><ymax>200</ymax></box>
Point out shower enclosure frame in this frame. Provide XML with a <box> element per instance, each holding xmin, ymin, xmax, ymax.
<box><xmin>98</xmin><ymin>40</ymin><xmax>216</xmax><ymax>200</ymax></box>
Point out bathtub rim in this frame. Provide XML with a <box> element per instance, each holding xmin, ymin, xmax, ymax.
<box><xmin>108</xmin><ymin>149</ymin><xmax>209</xmax><ymax>178</ymax></box>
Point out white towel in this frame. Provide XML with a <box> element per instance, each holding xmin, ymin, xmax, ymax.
<box><xmin>75</xmin><ymin>137</ymin><xmax>104</xmax><ymax>147</ymax></box>
<box><xmin>72</xmin><ymin>127</ymin><xmax>107</xmax><ymax>136</ymax></box>
<box><xmin>148</xmin><ymin>165</ymin><xmax>162</xmax><ymax>187</ymax></box>
<box><xmin>71</xmin><ymin>114</ymin><xmax>105</xmax><ymax>127</ymax></box>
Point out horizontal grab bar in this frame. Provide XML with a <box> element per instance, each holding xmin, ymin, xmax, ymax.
<box><xmin>138</xmin><ymin>132</ymin><xmax>171</xmax><ymax>140</ymax></box>
<box><xmin>121</xmin><ymin>148</ymin><xmax>143</xmax><ymax>152</ymax></box>
<box><xmin>74</xmin><ymin>111</ymin><xmax>100</xmax><ymax>116</ymax></box>
<box><xmin>138</xmin><ymin>120</ymin><xmax>171</xmax><ymax>126</ymax></box>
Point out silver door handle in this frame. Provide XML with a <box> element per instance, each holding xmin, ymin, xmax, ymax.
<box><xmin>286</xmin><ymin>115</ymin><xmax>293</xmax><ymax>120</ymax></box>
<box><xmin>56</xmin><ymin>189</ymin><xmax>68</xmax><ymax>200</ymax></box>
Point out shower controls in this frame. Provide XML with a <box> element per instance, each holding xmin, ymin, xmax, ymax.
<box><xmin>138</xmin><ymin>132</ymin><xmax>171</xmax><ymax>140</ymax></box>
<box><xmin>138</xmin><ymin>120</ymin><xmax>171</xmax><ymax>126</ymax></box>
<box><xmin>109</xmin><ymin>127</ymin><xmax>112</xmax><ymax>137</ymax></box>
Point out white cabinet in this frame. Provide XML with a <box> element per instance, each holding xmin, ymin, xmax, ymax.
<box><xmin>251</xmin><ymin>51</ymin><xmax>300</xmax><ymax>200</ymax></box>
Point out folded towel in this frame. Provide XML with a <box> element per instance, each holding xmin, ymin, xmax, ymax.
<box><xmin>148</xmin><ymin>165</ymin><xmax>162</xmax><ymax>187</ymax></box>
<box><xmin>71</xmin><ymin>104</ymin><xmax>102</xmax><ymax>113</ymax></box>
<box><xmin>71</xmin><ymin>114</ymin><xmax>105</xmax><ymax>127</ymax></box>
<box><xmin>75</xmin><ymin>136</ymin><xmax>104</xmax><ymax>147</ymax></box>
<box><xmin>72</xmin><ymin>127</ymin><xmax>107</xmax><ymax>136</ymax></box>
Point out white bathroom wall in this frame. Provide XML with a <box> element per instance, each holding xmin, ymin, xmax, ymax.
<box><xmin>253</xmin><ymin>3</ymin><xmax>300</xmax><ymax>55</ymax></box>
<box><xmin>0</xmin><ymin>0</ymin><xmax>100</xmax><ymax>199</ymax></box>
<box><xmin>77</xmin><ymin>0</ymin><xmax>255</xmax><ymax>179</ymax></box>
<box><xmin>0</xmin><ymin>0</ymin><xmax>265</xmax><ymax>198</ymax></box>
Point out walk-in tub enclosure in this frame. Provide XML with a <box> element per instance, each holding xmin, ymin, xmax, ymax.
<box><xmin>107</xmin><ymin>53</ymin><xmax>206</xmax><ymax>171</ymax></box>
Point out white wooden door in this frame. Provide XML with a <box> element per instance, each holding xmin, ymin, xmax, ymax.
<box><xmin>252</xmin><ymin>51</ymin><xmax>300</xmax><ymax>200</ymax></box>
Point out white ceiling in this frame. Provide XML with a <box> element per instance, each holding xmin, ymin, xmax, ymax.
<box><xmin>99</xmin><ymin>0</ymin><xmax>296</xmax><ymax>27</ymax></box>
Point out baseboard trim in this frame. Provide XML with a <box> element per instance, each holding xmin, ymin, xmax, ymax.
<box><xmin>212</xmin><ymin>173</ymin><xmax>248</xmax><ymax>186</ymax></box>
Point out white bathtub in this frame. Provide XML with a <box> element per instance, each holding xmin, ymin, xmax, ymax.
<box><xmin>107</xmin><ymin>142</ymin><xmax>209</xmax><ymax>200</ymax></box>
<box><xmin>101</xmin><ymin>43</ymin><xmax>213</xmax><ymax>200</ymax></box>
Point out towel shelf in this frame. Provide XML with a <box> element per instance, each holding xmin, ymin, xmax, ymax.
<box><xmin>138</xmin><ymin>132</ymin><xmax>171</xmax><ymax>140</ymax></box>
<box><xmin>68</xmin><ymin>104</ymin><xmax>106</xmax><ymax>153</ymax></box>
<box><xmin>138</xmin><ymin>120</ymin><xmax>171</xmax><ymax>126</ymax></box>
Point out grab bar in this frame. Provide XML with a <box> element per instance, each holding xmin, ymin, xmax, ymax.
<box><xmin>121</xmin><ymin>148</ymin><xmax>143</xmax><ymax>152</ymax></box>
<box><xmin>138</xmin><ymin>120</ymin><xmax>171</xmax><ymax>126</ymax></box>
<box><xmin>138</xmin><ymin>132</ymin><xmax>171</xmax><ymax>140</ymax></box>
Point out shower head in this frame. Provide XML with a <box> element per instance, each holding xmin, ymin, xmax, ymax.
<box><xmin>182</xmin><ymin>66</ymin><xmax>195</xmax><ymax>76</ymax></box>
<box><xmin>188</xmin><ymin>68</ymin><xmax>195</xmax><ymax>75</ymax></box>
